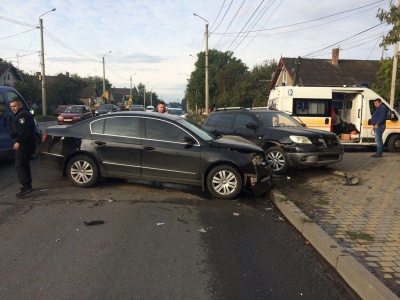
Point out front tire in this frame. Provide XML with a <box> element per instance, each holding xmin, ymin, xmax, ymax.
<box><xmin>67</xmin><ymin>155</ymin><xmax>99</xmax><ymax>187</ymax></box>
<box><xmin>388</xmin><ymin>135</ymin><xmax>400</xmax><ymax>152</ymax></box>
<box><xmin>265</xmin><ymin>146</ymin><xmax>289</xmax><ymax>175</ymax></box>
<box><xmin>207</xmin><ymin>165</ymin><xmax>242</xmax><ymax>199</ymax></box>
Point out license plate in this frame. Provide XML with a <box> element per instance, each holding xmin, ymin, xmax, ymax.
<box><xmin>64</xmin><ymin>119</ymin><xmax>72</xmax><ymax>121</ymax></box>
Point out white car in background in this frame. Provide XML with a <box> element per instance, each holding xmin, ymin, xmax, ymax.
<box><xmin>145</xmin><ymin>105</ymin><xmax>155</xmax><ymax>112</ymax></box>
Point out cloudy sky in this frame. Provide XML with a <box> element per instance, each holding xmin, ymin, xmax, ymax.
<box><xmin>1</xmin><ymin>0</ymin><xmax>393</xmax><ymax>102</ymax></box>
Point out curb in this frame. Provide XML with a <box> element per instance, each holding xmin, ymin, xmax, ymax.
<box><xmin>269</xmin><ymin>188</ymin><xmax>399</xmax><ymax>300</ymax></box>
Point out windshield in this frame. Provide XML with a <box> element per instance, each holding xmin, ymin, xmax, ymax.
<box><xmin>176</xmin><ymin>118</ymin><xmax>217</xmax><ymax>141</ymax></box>
<box><xmin>64</xmin><ymin>107</ymin><xmax>82</xmax><ymax>113</ymax></box>
<box><xmin>254</xmin><ymin>111</ymin><xmax>303</xmax><ymax>127</ymax></box>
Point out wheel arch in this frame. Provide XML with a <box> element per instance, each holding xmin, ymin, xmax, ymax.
<box><xmin>62</xmin><ymin>151</ymin><xmax>102</xmax><ymax>177</ymax></box>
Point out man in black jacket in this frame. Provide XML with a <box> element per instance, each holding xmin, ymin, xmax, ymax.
<box><xmin>9</xmin><ymin>98</ymin><xmax>35</xmax><ymax>197</ymax></box>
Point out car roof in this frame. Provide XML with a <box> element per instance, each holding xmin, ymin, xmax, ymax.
<box><xmin>97</xmin><ymin>111</ymin><xmax>182</xmax><ymax>120</ymax></box>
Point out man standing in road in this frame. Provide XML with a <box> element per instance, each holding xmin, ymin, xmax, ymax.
<box><xmin>370</xmin><ymin>98</ymin><xmax>387</xmax><ymax>157</ymax></box>
<box><xmin>8</xmin><ymin>98</ymin><xmax>35</xmax><ymax>197</ymax></box>
<box><xmin>156</xmin><ymin>101</ymin><xmax>168</xmax><ymax>114</ymax></box>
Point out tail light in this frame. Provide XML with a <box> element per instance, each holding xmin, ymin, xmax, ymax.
<box><xmin>42</xmin><ymin>133</ymin><xmax>48</xmax><ymax>142</ymax></box>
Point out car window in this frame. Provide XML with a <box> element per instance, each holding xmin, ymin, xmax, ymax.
<box><xmin>234</xmin><ymin>113</ymin><xmax>255</xmax><ymax>128</ymax></box>
<box><xmin>144</xmin><ymin>118</ymin><xmax>187</xmax><ymax>142</ymax></box>
<box><xmin>206</xmin><ymin>114</ymin><xmax>234</xmax><ymax>128</ymax></box>
<box><xmin>0</xmin><ymin>93</ymin><xmax>5</xmax><ymax>119</ymax></box>
<box><xmin>91</xmin><ymin>117</ymin><xmax>140</xmax><ymax>138</ymax></box>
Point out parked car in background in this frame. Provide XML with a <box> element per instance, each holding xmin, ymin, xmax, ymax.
<box><xmin>0</xmin><ymin>86</ymin><xmax>42</xmax><ymax>160</ymax></box>
<box><xmin>54</xmin><ymin>105</ymin><xmax>69</xmax><ymax>116</ymax></box>
<box><xmin>130</xmin><ymin>105</ymin><xmax>146</xmax><ymax>111</ymax></box>
<box><xmin>39</xmin><ymin>112</ymin><xmax>273</xmax><ymax>199</ymax></box>
<box><xmin>57</xmin><ymin>105</ymin><xmax>93</xmax><ymax>125</ymax></box>
<box><xmin>145</xmin><ymin>105</ymin><xmax>155</xmax><ymax>112</ymax></box>
<box><xmin>94</xmin><ymin>104</ymin><xmax>120</xmax><ymax>116</ymax></box>
<box><xmin>203</xmin><ymin>107</ymin><xmax>344</xmax><ymax>174</ymax></box>
<box><xmin>167</xmin><ymin>108</ymin><xmax>186</xmax><ymax>119</ymax></box>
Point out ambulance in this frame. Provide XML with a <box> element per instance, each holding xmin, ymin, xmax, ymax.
<box><xmin>267</xmin><ymin>86</ymin><xmax>400</xmax><ymax>152</ymax></box>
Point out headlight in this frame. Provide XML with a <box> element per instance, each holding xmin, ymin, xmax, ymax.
<box><xmin>289</xmin><ymin>135</ymin><xmax>312</xmax><ymax>144</ymax></box>
<box><xmin>58</xmin><ymin>116</ymin><xmax>63</xmax><ymax>121</ymax></box>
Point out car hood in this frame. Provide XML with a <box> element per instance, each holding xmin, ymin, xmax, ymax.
<box><xmin>209</xmin><ymin>135</ymin><xmax>263</xmax><ymax>152</ymax></box>
<box><xmin>268</xmin><ymin>126</ymin><xmax>337</xmax><ymax>138</ymax></box>
<box><xmin>59</xmin><ymin>113</ymin><xmax>81</xmax><ymax>117</ymax></box>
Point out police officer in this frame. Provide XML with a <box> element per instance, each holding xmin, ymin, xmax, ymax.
<box><xmin>9</xmin><ymin>98</ymin><xmax>35</xmax><ymax>197</ymax></box>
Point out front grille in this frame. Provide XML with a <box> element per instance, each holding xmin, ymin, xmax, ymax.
<box><xmin>310</xmin><ymin>136</ymin><xmax>339</xmax><ymax>149</ymax></box>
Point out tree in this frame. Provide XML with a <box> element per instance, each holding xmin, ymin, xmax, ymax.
<box><xmin>14</xmin><ymin>71</ymin><xmax>41</xmax><ymax>106</ymax></box>
<box><xmin>46</xmin><ymin>73</ymin><xmax>86</xmax><ymax>108</ymax></box>
<box><xmin>372</xmin><ymin>58</ymin><xmax>400</xmax><ymax>107</ymax></box>
<box><xmin>186</xmin><ymin>50</ymin><xmax>248</xmax><ymax>111</ymax></box>
<box><xmin>83</xmin><ymin>76</ymin><xmax>112</xmax><ymax>92</ymax></box>
<box><xmin>377</xmin><ymin>1</ymin><xmax>400</xmax><ymax>48</ymax></box>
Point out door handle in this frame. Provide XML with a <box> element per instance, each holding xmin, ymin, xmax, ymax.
<box><xmin>94</xmin><ymin>141</ymin><xmax>106</xmax><ymax>147</ymax></box>
<box><xmin>143</xmin><ymin>146</ymin><xmax>155</xmax><ymax>151</ymax></box>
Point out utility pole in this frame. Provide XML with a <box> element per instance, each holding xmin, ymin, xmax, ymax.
<box><xmin>39</xmin><ymin>8</ymin><xmax>56</xmax><ymax>117</ymax></box>
<box><xmin>102</xmin><ymin>51</ymin><xmax>111</xmax><ymax>95</ymax></box>
<box><xmin>390</xmin><ymin>0</ymin><xmax>400</xmax><ymax>107</ymax></box>
<box><xmin>194</xmin><ymin>13</ymin><xmax>209</xmax><ymax>115</ymax></box>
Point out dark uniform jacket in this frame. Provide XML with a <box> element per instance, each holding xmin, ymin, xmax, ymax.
<box><xmin>9</xmin><ymin>107</ymin><xmax>35</xmax><ymax>154</ymax></box>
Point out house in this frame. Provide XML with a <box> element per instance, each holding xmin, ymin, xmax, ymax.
<box><xmin>269</xmin><ymin>48</ymin><xmax>381</xmax><ymax>92</ymax></box>
<box><xmin>78</xmin><ymin>86</ymin><xmax>102</xmax><ymax>106</ymax></box>
<box><xmin>0</xmin><ymin>63</ymin><xmax>23</xmax><ymax>87</ymax></box>
<box><xmin>113</xmin><ymin>87</ymin><xmax>139</xmax><ymax>101</ymax></box>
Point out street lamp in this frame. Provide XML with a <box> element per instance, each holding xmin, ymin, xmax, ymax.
<box><xmin>130</xmin><ymin>73</ymin><xmax>137</xmax><ymax>101</ymax></box>
<box><xmin>193</xmin><ymin>13</ymin><xmax>209</xmax><ymax>115</ymax></box>
<box><xmin>39</xmin><ymin>8</ymin><xmax>56</xmax><ymax>117</ymax></box>
<box><xmin>102</xmin><ymin>51</ymin><xmax>111</xmax><ymax>95</ymax></box>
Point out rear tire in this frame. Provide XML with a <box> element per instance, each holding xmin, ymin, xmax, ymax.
<box><xmin>207</xmin><ymin>165</ymin><xmax>242</xmax><ymax>199</ymax></box>
<box><xmin>67</xmin><ymin>155</ymin><xmax>99</xmax><ymax>187</ymax></box>
<box><xmin>388</xmin><ymin>135</ymin><xmax>400</xmax><ymax>152</ymax></box>
<box><xmin>265</xmin><ymin>146</ymin><xmax>289</xmax><ymax>175</ymax></box>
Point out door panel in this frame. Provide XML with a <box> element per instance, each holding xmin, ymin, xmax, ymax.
<box><xmin>141</xmin><ymin>118</ymin><xmax>201</xmax><ymax>183</ymax></box>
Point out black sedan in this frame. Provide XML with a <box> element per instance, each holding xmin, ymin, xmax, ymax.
<box><xmin>39</xmin><ymin>112</ymin><xmax>273</xmax><ymax>199</ymax></box>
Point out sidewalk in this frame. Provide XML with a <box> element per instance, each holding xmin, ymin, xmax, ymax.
<box><xmin>270</xmin><ymin>149</ymin><xmax>400</xmax><ymax>299</ymax></box>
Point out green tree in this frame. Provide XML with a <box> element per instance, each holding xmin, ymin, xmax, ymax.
<box><xmin>372</xmin><ymin>58</ymin><xmax>400</xmax><ymax>107</ymax></box>
<box><xmin>46</xmin><ymin>73</ymin><xmax>86</xmax><ymax>109</ymax></box>
<box><xmin>14</xmin><ymin>71</ymin><xmax>41</xmax><ymax>106</ymax></box>
<box><xmin>377</xmin><ymin>1</ymin><xmax>400</xmax><ymax>47</ymax></box>
<box><xmin>83</xmin><ymin>75</ymin><xmax>112</xmax><ymax>92</ymax></box>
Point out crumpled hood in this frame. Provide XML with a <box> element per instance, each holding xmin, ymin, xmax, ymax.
<box><xmin>209</xmin><ymin>135</ymin><xmax>263</xmax><ymax>152</ymax></box>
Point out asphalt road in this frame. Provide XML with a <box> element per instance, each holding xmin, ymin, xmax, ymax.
<box><xmin>0</xmin><ymin>121</ymin><xmax>359</xmax><ymax>299</ymax></box>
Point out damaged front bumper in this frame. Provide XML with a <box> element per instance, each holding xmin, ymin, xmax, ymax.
<box><xmin>244</xmin><ymin>163</ymin><xmax>274</xmax><ymax>196</ymax></box>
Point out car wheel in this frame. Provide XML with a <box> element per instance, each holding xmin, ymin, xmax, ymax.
<box><xmin>66</xmin><ymin>155</ymin><xmax>99</xmax><ymax>187</ymax></box>
<box><xmin>388</xmin><ymin>135</ymin><xmax>400</xmax><ymax>152</ymax></box>
<box><xmin>30</xmin><ymin>136</ymin><xmax>41</xmax><ymax>160</ymax></box>
<box><xmin>207</xmin><ymin>165</ymin><xmax>242</xmax><ymax>199</ymax></box>
<box><xmin>265</xmin><ymin>146</ymin><xmax>289</xmax><ymax>175</ymax></box>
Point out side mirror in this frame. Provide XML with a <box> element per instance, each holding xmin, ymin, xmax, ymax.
<box><xmin>181</xmin><ymin>136</ymin><xmax>196</xmax><ymax>144</ymax></box>
<box><xmin>302</xmin><ymin>123</ymin><xmax>306</xmax><ymax>127</ymax></box>
<box><xmin>390</xmin><ymin>112</ymin><xmax>398</xmax><ymax>121</ymax></box>
<box><xmin>368</xmin><ymin>119</ymin><xmax>371</xmax><ymax>125</ymax></box>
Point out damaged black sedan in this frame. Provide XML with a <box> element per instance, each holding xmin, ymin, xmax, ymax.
<box><xmin>39</xmin><ymin>112</ymin><xmax>273</xmax><ymax>199</ymax></box>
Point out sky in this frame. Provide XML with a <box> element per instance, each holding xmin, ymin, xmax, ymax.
<box><xmin>0</xmin><ymin>0</ymin><xmax>394</xmax><ymax>103</ymax></box>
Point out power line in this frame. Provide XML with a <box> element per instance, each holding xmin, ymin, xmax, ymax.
<box><xmin>210</xmin><ymin>0</ymin><xmax>233</xmax><ymax>34</ymax></box>
<box><xmin>0</xmin><ymin>15</ymin><xmax>36</xmax><ymax>28</ymax></box>
<box><xmin>303</xmin><ymin>23</ymin><xmax>385</xmax><ymax>57</ymax></box>
<box><xmin>213</xmin><ymin>0</ymin><xmax>386</xmax><ymax>35</ymax></box>
<box><xmin>0</xmin><ymin>28</ymin><xmax>37</xmax><ymax>40</ymax></box>
<box><xmin>209</xmin><ymin>0</ymin><xmax>226</xmax><ymax>31</ymax></box>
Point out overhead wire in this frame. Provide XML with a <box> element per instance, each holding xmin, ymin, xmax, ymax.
<box><xmin>210</xmin><ymin>0</ymin><xmax>233</xmax><ymax>35</ymax></box>
<box><xmin>209</xmin><ymin>0</ymin><xmax>226</xmax><ymax>31</ymax></box>
<box><xmin>226</xmin><ymin>0</ymin><xmax>266</xmax><ymax>51</ymax></box>
<box><xmin>0</xmin><ymin>15</ymin><xmax>36</xmax><ymax>28</ymax></box>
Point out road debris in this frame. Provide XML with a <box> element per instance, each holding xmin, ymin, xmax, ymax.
<box><xmin>274</xmin><ymin>216</ymin><xmax>285</xmax><ymax>222</ymax></box>
<box><xmin>329</xmin><ymin>170</ymin><xmax>359</xmax><ymax>185</ymax></box>
<box><xmin>233</xmin><ymin>212</ymin><xmax>240</xmax><ymax>217</ymax></box>
<box><xmin>84</xmin><ymin>220</ymin><xmax>105</xmax><ymax>226</ymax></box>
<box><xmin>198</xmin><ymin>228</ymin><xmax>207</xmax><ymax>233</ymax></box>
<box><xmin>40</xmin><ymin>189</ymin><xmax>49</xmax><ymax>192</ymax></box>
<box><xmin>107</xmin><ymin>198</ymin><xmax>114</xmax><ymax>202</ymax></box>
<box><xmin>178</xmin><ymin>216</ymin><xmax>188</xmax><ymax>223</ymax></box>
<box><xmin>157</xmin><ymin>222</ymin><xmax>165</xmax><ymax>226</ymax></box>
